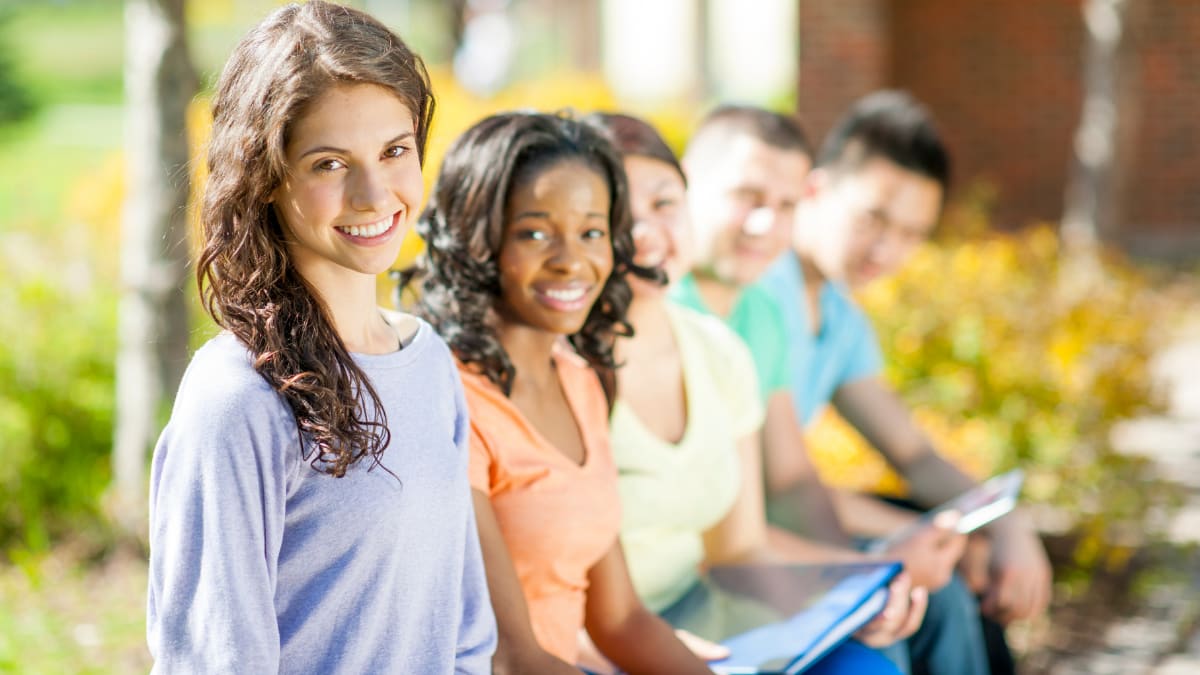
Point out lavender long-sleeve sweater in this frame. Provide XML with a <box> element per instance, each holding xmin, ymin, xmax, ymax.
<box><xmin>147</xmin><ymin>322</ymin><xmax>496</xmax><ymax>673</ymax></box>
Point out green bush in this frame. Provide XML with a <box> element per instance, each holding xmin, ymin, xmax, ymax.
<box><xmin>0</xmin><ymin>10</ymin><xmax>35</xmax><ymax>125</ymax></box>
<box><xmin>0</xmin><ymin>230</ymin><xmax>117</xmax><ymax>555</ymax></box>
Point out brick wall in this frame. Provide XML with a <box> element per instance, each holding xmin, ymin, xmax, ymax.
<box><xmin>796</xmin><ymin>0</ymin><xmax>891</xmax><ymax>143</ymax></box>
<box><xmin>796</xmin><ymin>0</ymin><xmax>1200</xmax><ymax>256</ymax></box>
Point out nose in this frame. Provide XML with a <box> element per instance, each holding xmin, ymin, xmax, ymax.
<box><xmin>632</xmin><ymin>220</ymin><xmax>652</xmax><ymax>247</ymax></box>
<box><xmin>742</xmin><ymin>207</ymin><xmax>775</xmax><ymax>236</ymax></box>
<box><xmin>547</xmin><ymin>236</ymin><xmax>585</xmax><ymax>274</ymax></box>
<box><xmin>348</xmin><ymin>165</ymin><xmax>391</xmax><ymax>213</ymax></box>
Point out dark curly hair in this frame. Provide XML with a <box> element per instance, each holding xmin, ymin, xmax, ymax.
<box><xmin>196</xmin><ymin>1</ymin><xmax>434</xmax><ymax>477</ymax></box>
<box><xmin>402</xmin><ymin>111</ymin><xmax>658</xmax><ymax>396</ymax></box>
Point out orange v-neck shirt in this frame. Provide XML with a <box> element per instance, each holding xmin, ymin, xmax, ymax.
<box><xmin>459</xmin><ymin>344</ymin><xmax>621</xmax><ymax>663</ymax></box>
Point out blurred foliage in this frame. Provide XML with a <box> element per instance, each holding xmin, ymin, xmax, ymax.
<box><xmin>0</xmin><ymin>199</ymin><xmax>120</xmax><ymax>556</ymax></box>
<box><xmin>0</xmin><ymin>550</ymin><xmax>149</xmax><ymax>672</ymax></box>
<box><xmin>806</xmin><ymin>186</ymin><xmax>1194</xmax><ymax>584</ymax></box>
<box><xmin>0</xmin><ymin>10</ymin><xmax>35</xmax><ymax>125</ymax></box>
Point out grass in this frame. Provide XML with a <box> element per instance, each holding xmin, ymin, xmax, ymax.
<box><xmin>0</xmin><ymin>549</ymin><xmax>150</xmax><ymax>674</ymax></box>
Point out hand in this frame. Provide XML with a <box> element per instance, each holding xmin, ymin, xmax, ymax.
<box><xmin>882</xmin><ymin>510</ymin><xmax>968</xmax><ymax>591</ymax></box>
<box><xmin>674</xmin><ymin>628</ymin><xmax>731</xmax><ymax>662</ymax></box>
<box><xmin>981</xmin><ymin>526</ymin><xmax>1051</xmax><ymax>624</ymax></box>
<box><xmin>854</xmin><ymin>572</ymin><xmax>928</xmax><ymax>648</ymax></box>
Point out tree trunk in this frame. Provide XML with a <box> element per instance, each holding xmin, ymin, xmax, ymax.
<box><xmin>111</xmin><ymin>0</ymin><xmax>196</xmax><ymax>537</ymax></box>
<box><xmin>1061</xmin><ymin>0</ymin><xmax>1131</xmax><ymax>256</ymax></box>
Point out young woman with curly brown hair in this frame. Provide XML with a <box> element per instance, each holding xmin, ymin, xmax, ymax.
<box><xmin>146</xmin><ymin>3</ymin><xmax>495</xmax><ymax>671</ymax></box>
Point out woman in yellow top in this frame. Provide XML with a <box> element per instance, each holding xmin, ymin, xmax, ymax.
<box><xmin>404</xmin><ymin>111</ymin><xmax>714</xmax><ymax>674</ymax></box>
<box><xmin>584</xmin><ymin>112</ymin><xmax>939</xmax><ymax>674</ymax></box>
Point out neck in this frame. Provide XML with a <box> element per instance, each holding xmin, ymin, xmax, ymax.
<box><xmin>691</xmin><ymin>269</ymin><xmax>742</xmax><ymax>318</ymax></box>
<box><xmin>617</xmin><ymin>293</ymin><xmax>674</xmax><ymax>362</ymax></box>
<box><xmin>495</xmin><ymin>319</ymin><xmax>562</xmax><ymax>391</ymax></box>
<box><xmin>306</xmin><ymin>270</ymin><xmax>397</xmax><ymax>355</ymax></box>
<box><xmin>796</xmin><ymin>249</ymin><xmax>827</xmax><ymax>288</ymax></box>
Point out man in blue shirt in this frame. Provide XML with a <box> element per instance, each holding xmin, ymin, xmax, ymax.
<box><xmin>676</xmin><ymin>104</ymin><xmax>986</xmax><ymax>675</ymax></box>
<box><xmin>758</xmin><ymin>91</ymin><xmax>1052</xmax><ymax>673</ymax></box>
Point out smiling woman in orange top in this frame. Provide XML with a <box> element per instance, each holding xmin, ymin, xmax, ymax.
<box><xmin>403</xmin><ymin>112</ymin><xmax>714</xmax><ymax>674</ymax></box>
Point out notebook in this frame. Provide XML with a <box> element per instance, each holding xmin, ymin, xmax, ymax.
<box><xmin>702</xmin><ymin>561</ymin><xmax>903</xmax><ymax>674</ymax></box>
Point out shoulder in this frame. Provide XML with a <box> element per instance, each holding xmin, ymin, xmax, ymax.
<box><xmin>667</xmin><ymin>303</ymin><xmax>754</xmax><ymax>366</ymax></box>
<box><xmin>825</xmin><ymin>283</ymin><xmax>875</xmax><ymax>334</ymax></box>
<box><xmin>158</xmin><ymin>333</ymin><xmax>300</xmax><ymax>471</ymax></box>
<box><xmin>730</xmin><ymin>284</ymin><xmax>788</xmax><ymax>342</ymax></box>
<box><xmin>173</xmin><ymin>333</ymin><xmax>286</xmax><ymax>419</ymax></box>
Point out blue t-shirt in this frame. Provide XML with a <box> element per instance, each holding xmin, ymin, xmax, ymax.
<box><xmin>755</xmin><ymin>252</ymin><xmax>884</xmax><ymax>426</ymax></box>
<box><xmin>148</xmin><ymin>325</ymin><xmax>496</xmax><ymax>674</ymax></box>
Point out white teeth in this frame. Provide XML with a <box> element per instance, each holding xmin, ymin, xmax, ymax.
<box><xmin>544</xmin><ymin>288</ymin><xmax>586</xmax><ymax>302</ymax></box>
<box><xmin>338</xmin><ymin>216</ymin><xmax>392</xmax><ymax>238</ymax></box>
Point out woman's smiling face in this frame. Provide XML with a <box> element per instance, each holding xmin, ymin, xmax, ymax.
<box><xmin>497</xmin><ymin>159</ymin><xmax>614</xmax><ymax>336</ymax></box>
<box><xmin>270</xmin><ymin>83</ymin><xmax>422</xmax><ymax>286</ymax></box>
<box><xmin>624</xmin><ymin>154</ymin><xmax>692</xmax><ymax>296</ymax></box>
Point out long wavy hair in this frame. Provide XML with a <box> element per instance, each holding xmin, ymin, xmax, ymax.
<box><xmin>196</xmin><ymin>1</ymin><xmax>434</xmax><ymax>477</ymax></box>
<box><xmin>402</xmin><ymin>112</ymin><xmax>659</xmax><ymax>396</ymax></box>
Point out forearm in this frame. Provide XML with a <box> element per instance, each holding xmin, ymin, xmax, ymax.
<box><xmin>896</xmin><ymin>448</ymin><xmax>977</xmax><ymax>510</ymax></box>
<box><xmin>590</xmin><ymin>609</ymin><xmax>713</xmax><ymax>675</ymax></box>
<box><xmin>765</xmin><ymin>475</ymin><xmax>852</xmax><ymax>546</ymax></box>
<box><xmin>765</xmin><ymin>525</ymin><xmax>864</xmax><ymax>564</ymax></box>
<box><xmin>831</xmin><ymin>488</ymin><xmax>919</xmax><ymax>538</ymax></box>
<box><xmin>492</xmin><ymin>641</ymin><xmax>580</xmax><ymax>675</ymax></box>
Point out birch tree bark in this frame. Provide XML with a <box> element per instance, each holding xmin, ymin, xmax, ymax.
<box><xmin>1061</xmin><ymin>0</ymin><xmax>1131</xmax><ymax>255</ymax></box>
<box><xmin>111</xmin><ymin>0</ymin><xmax>196</xmax><ymax>535</ymax></box>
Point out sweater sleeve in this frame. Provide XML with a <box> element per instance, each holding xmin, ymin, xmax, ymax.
<box><xmin>147</xmin><ymin>341</ymin><xmax>295</xmax><ymax>673</ymax></box>
<box><xmin>450</xmin><ymin>369</ymin><xmax>499</xmax><ymax>671</ymax></box>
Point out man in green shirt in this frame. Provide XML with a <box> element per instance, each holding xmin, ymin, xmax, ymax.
<box><xmin>672</xmin><ymin>104</ymin><xmax>988</xmax><ymax>675</ymax></box>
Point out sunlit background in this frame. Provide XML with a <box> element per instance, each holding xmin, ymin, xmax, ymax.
<box><xmin>1</xmin><ymin>0</ymin><xmax>1198</xmax><ymax>672</ymax></box>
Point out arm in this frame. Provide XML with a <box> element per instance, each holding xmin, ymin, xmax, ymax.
<box><xmin>760</xmin><ymin>391</ymin><xmax>852</xmax><ymax>546</ymax></box>
<box><xmin>452</xmin><ymin>377</ymin><xmax>499</xmax><ymax>672</ymax></box>
<box><xmin>707</xmin><ymin>429</ymin><xmax>861</xmax><ymax>564</ymax></box>
<box><xmin>834</xmin><ymin>376</ymin><xmax>1051</xmax><ymax>621</ymax></box>
<box><xmin>147</xmin><ymin>375</ymin><xmax>289</xmax><ymax>672</ymax></box>
<box><xmin>470</xmin><ymin>490</ymin><xmax>580</xmax><ymax>675</ymax></box>
<box><xmin>832</xmin><ymin>488</ymin><xmax>921</xmax><ymax>538</ymax></box>
<box><xmin>583</xmin><ymin>542</ymin><xmax>714</xmax><ymax>675</ymax></box>
<box><xmin>702</xmin><ymin>431</ymin><xmax>774</xmax><ymax>564</ymax></box>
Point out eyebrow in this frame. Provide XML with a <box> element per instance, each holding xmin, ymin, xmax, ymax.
<box><xmin>511</xmin><ymin>210</ymin><xmax>608</xmax><ymax>221</ymax></box>
<box><xmin>297</xmin><ymin>131</ymin><xmax>415</xmax><ymax>159</ymax></box>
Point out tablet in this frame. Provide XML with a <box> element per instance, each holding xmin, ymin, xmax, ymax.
<box><xmin>867</xmin><ymin>468</ymin><xmax>1024</xmax><ymax>553</ymax></box>
<box><xmin>700</xmin><ymin>562</ymin><xmax>904</xmax><ymax>674</ymax></box>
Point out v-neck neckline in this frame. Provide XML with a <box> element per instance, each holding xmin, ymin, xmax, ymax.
<box><xmin>615</xmin><ymin>305</ymin><xmax>696</xmax><ymax>451</ymax></box>
<box><xmin>511</xmin><ymin>343</ymin><xmax>592</xmax><ymax>470</ymax></box>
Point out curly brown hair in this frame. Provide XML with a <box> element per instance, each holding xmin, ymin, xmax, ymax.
<box><xmin>401</xmin><ymin>111</ymin><xmax>659</xmax><ymax>397</ymax></box>
<box><xmin>196</xmin><ymin>1</ymin><xmax>434</xmax><ymax>477</ymax></box>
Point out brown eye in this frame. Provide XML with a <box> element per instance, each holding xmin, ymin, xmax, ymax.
<box><xmin>314</xmin><ymin>158</ymin><xmax>345</xmax><ymax>172</ymax></box>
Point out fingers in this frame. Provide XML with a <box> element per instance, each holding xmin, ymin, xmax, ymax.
<box><xmin>674</xmin><ymin>628</ymin><xmax>731</xmax><ymax>662</ymax></box>
<box><xmin>898</xmin><ymin>585</ymin><xmax>928</xmax><ymax>639</ymax></box>
<box><xmin>855</xmin><ymin>573</ymin><xmax>920</xmax><ymax>648</ymax></box>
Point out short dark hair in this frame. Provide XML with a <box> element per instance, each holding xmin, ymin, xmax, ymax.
<box><xmin>819</xmin><ymin>90</ymin><xmax>950</xmax><ymax>192</ymax></box>
<box><xmin>584</xmin><ymin>112</ymin><xmax>685</xmax><ymax>184</ymax></box>
<box><xmin>684</xmin><ymin>104</ymin><xmax>811</xmax><ymax>168</ymax></box>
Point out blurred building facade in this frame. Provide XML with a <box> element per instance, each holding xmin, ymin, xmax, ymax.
<box><xmin>798</xmin><ymin>0</ymin><xmax>1200</xmax><ymax>260</ymax></box>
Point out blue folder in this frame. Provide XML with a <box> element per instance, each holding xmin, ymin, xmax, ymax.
<box><xmin>705</xmin><ymin>561</ymin><xmax>902</xmax><ymax>674</ymax></box>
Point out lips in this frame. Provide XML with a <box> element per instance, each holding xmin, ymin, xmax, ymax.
<box><xmin>532</xmin><ymin>282</ymin><xmax>595</xmax><ymax>312</ymax></box>
<box><xmin>335</xmin><ymin>213</ymin><xmax>399</xmax><ymax>244</ymax></box>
